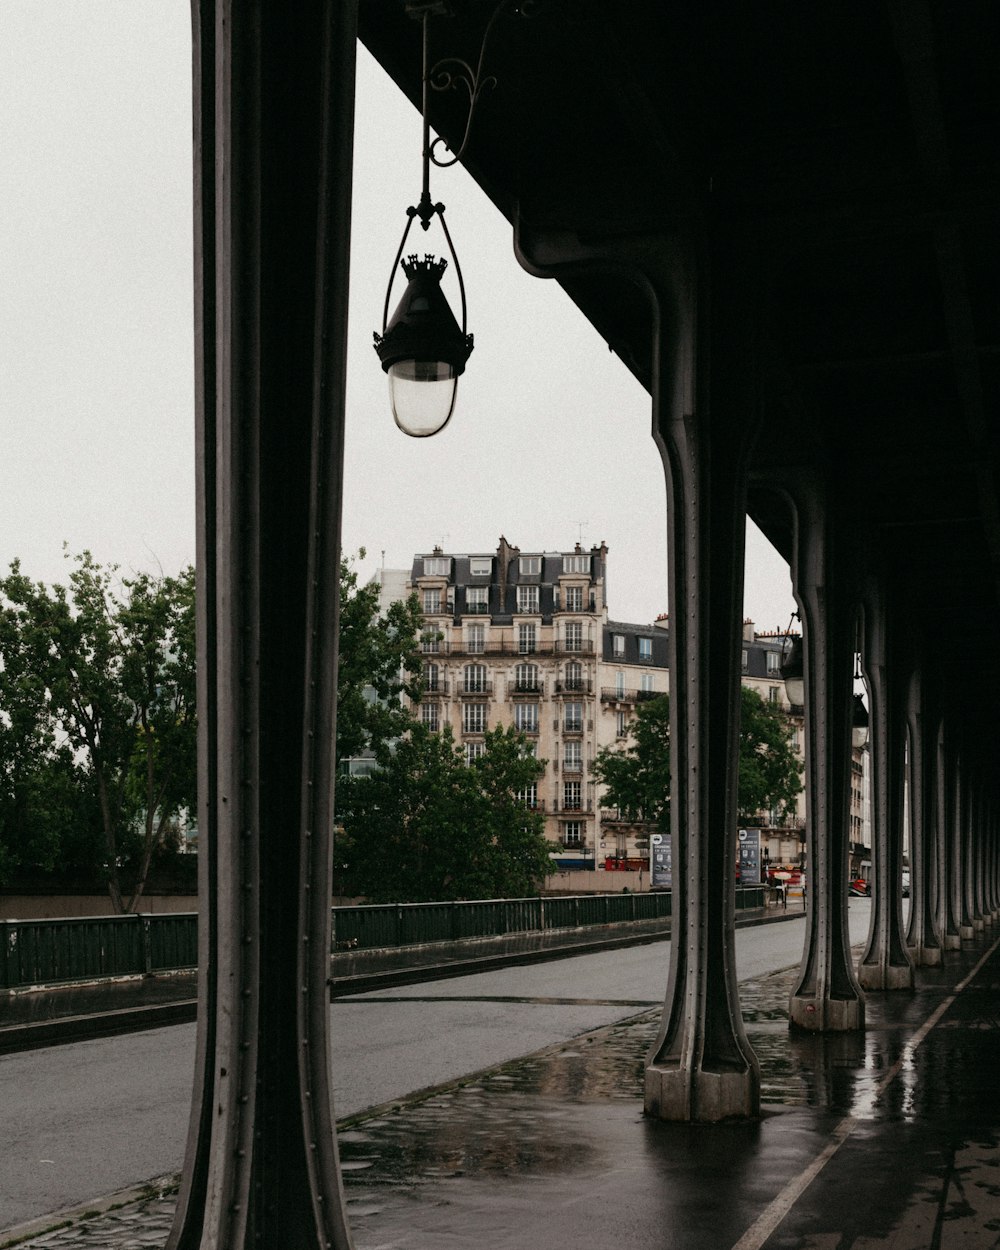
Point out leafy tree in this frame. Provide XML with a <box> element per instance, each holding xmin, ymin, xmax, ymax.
<box><xmin>0</xmin><ymin>553</ymin><xmax>197</xmax><ymax>911</ymax></box>
<box><xmin>592</xmin><ymin>687</ymin><xmax>802</xmax><ymax>832</ymax></box>
<box><xmin>736</xmin><ymin>685</ymin><xmax>803</xmax><ymax>822</ymax></box>
<box><xmin>335</xmin><ymin>723</ymin><xmax>553</xmax><ymax>902</ymax></box>
<box><xmin>336</xmin><ymin>550</ymin><xmax>424</xmax><ymax>765</ymax></box>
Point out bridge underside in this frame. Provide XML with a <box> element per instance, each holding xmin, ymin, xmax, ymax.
<box><xmin>165</xmin><ymin>3</ymin><xmax>1000</xmax><ymax>1246</ymax></box>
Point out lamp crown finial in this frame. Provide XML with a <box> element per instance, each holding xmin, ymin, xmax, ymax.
<box><xmin>402</xmin><ymin>253</ymin><xmax>448</xmax><ymax>281</ymax></box>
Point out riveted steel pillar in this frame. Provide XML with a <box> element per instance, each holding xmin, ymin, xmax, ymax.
<box><xmin>168</xmin><ymin>4</ymin><xmax>357</xmax><ymax>1248</ymax></box>
<box><xmin>940</xmin><ymin>729</ymin><xmax>963</xmax><ymax>949</ymax></box>
<box><xmin>904</xmin><ymin>670</ymin><xmax>943</xmax><ymax>966</ymax></box>
<box><xmin>858</xmin><ymin>595</ymin><xmax>915</xmax><ymax>991</ymax></box>
<box><xmin>786</xmin><ymin>483</ymin><xmax>865</xmax><ymax>1032</ymax></box>
<box><xmin>958</xmin><ymin>757</ymin><xmax>977</xmax><ymax>939</ymax></box>
<box><xmin>515</xmin><ymin>221</ymin><xmax>761</xmax><ymax>1122</ymax></box>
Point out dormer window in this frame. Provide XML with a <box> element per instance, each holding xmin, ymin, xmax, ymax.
<box><xmin>638</xmin><ymin>637</ymin><xmax>653</xmax><ymax>661</ymax></box>
<box><xmin>469</xmin><ymin>557</ymin><xmax>491</xmax><ymax>577</ymax></box>
<box><xmin>517</xmin><ymin>585</ymin><xmax>539</xmax><ymax>614</ymax></box>
<box><xmin>519</xmin><ymin>556</ymin><xmax>541</xmax><ymax>575</ymax></box>
<box><xmin>612</xmin><ymin>634</ymin><xmax>625</xmax><ymax>657</ymax></box>
<box><xmin>562</xmin><ymin>554</ymin><xmax>590</xmax><ymax>573</ymax></box>
<box><xmin>423</xmin><ymin>556</ymin><xmax>450</xmax><ymax>576</ymax></box>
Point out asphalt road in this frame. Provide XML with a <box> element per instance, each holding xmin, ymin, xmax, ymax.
<box><xmin>0</xmin><ymin>900</ymin><xmax>872</xmax><ymax>1231</ymax></box>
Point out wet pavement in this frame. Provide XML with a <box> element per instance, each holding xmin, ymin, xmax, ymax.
<box><xmin>5</xmin><ymin>923</ymin><xmax>1000</xmax><ymax>1249</ymax></box>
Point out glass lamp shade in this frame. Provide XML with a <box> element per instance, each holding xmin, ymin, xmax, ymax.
<box><xmin>388</xmin><ymin>358</ymin><xmax>459</xmax><ymax>437</ymax></box>
<box><xmin>780</xmin><ymin>635</ymin><xmax>805</xmax><ymax>705</ymax></box>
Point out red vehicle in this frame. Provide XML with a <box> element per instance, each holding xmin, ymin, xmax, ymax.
<box><xmin>849</xmin><ymin>876</ymin><xmax>870</xmax><ymax>896</ymax></box>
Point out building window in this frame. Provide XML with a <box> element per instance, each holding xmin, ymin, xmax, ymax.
<box><xmin>463</xmin><ymin>703</ymin><xmax>487</xmax><ymax>734</ymax></box>
<box><xmin>640</xmin><ymin>673</ymin><xmax>654</xmax><ymax>693</ymax></box>
<box><xmin>423</xmin><ymin>557</ymin><xmax>450</xmax><ymax>576</ymax></box>
<box><xmin>616</xmin><ymin>710</ymin><xmax>627</xmax><ymax>738</ymax></box>
<box><xmin>518</xmin><ymin>623</ymin><xmax>537</xmax><ymax>654</ymax></box>
<box><xmin>516</xmin><ymin>585</ymin><xmax>539</xmax><ymax>614</ymax></box>
<box><xmin>766</xmin><ymin>650</ymin><xmax>781</xmax><ymax>674</ymax></box>
<box><xmin>564</xmin><ymin>741</ymin><xmax>582</xmax><ymax>772</ymax></box>
<box><xmin>562</xmin><ymin>820</ymin><xmax>583</xmax><ymax>845</ymax></box>
<box><xmin>563</xmin><ymin>781</ymin><xmax>582</xmax><ymax>810</ymax></box>
<box><xmin>612</xmin><ymin>634</ymin><xmax>625</xmax><ymax>657</ymax></box>
<box><xmin>465</xmin><ymin>741</ymin><xmax>486</xmax><ymax>766</ymax></box>
<box><xmin>519</xmin><ymin>556</ymin><xmax>541</xmax><ymax>575</ymax></box>
<box><xmin>638</xmin><ymin>636</ymin><xmax>653</xmax><ymax>661</ymax></box>
<box><xmin>469</xmin><ymin>557</ymin><xmax>491</xmax><ymax>577</ymax></box>
<box><xmin>422</xmin><ymin>588</ymin><xmax>442</xmax><ymax>614</ymax></box>
<box><xmin>769</xmin><ymin>685</ymin><xmax>780</xmax><ymax>704</ymax></box>
<box><xmin>615</xmin><ymin>671</ymin><xmax>625</xmax><ymax>697</ymax></box>
<box><xmin>791</xmin><ymin>727</ymin><xmax>800</xmax><ymax>750</ymax></box>
<box><xmin>420</xmin><ymin>703</ymin><xmax>440</xmax><ymax>731</ymax></box>
<box><xmin>562</xmin><ymin>555</ymin><xmax>590</xmax><ymax>574</ymax></box>
<box><xmin>464</xmin><ymin>663</ymin><xmax>487</xmax><ymax>693</ymax></box>
<box><xmin>564</xmin><ymin>660</ymin><xmax>583</xmax><ymax>691</ymax></box>
<box><xmin>564</xmin><ymin>701</ymin><xmax>583</xmax><ymax>732</ymax></box>
<box><xmin>742</xmin><ymin>649</ymin><xmax>749</xmax><ymax>671</ymax></box>
<box><xmin>564</xmin><ymin>585</ymin><xmax>584</xmax><ymax>611</ymax></box>
<box><xmin>517</xmin><ymin>783</ymin><xmax>539</xmax><ymax>809</ymax></box>
<box><xmin>515</xmin><ymin>662</ymin><xmax>539</xmax><ymax>692</ymax></box>
<box><xmin>564</xmin><ymin>621</ymin><xmax>583</xmax><ymax>652</ymax></box>
<box><xmin>420</xmin><ymin>631</ymin><xmax>440</xmax><ymax>654</ymax></box>
<box><xmin>466</xmin><ymin>586</ymin><xmax>488</xmax><ymax>614</ymax></box>
<box><xmin>423</xmin><ymin>662</ymin><xmax>439</xmax><ymax>692</ymax></box>
<box><xmin>515</xmin><ymin>703</ymin><xmax>539</xmax><ymax>733</ymax></box>
<box><xmin>467</xmin><ymin>623</ymin><xmax>485</xmax><ymax>654</ymax></box>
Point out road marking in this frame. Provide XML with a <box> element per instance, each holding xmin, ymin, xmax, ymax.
<box><xmin>730</xmin><ymin>933</ymin><xmax>1000</xmax><ymax>1250</ymax></box>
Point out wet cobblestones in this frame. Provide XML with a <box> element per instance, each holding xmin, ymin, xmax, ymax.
<box><xmin>2</xmin><ymin>965</ymin><xmax>802</xmax><ymax>1248</ymax></box>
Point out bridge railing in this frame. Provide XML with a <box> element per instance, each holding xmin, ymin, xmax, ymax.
<box><xmin>0</xmin><ymin>887</ymin><xmax>766</xmax><ymax>989</ymax></box>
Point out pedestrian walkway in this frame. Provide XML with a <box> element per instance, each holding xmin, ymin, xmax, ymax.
<box><xmin>4</xmin><ymin>922</ymin><xmax>997</xmax><ymax>1249</ymax></box>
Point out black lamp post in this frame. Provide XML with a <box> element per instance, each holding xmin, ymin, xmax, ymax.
<box><xmin>374</xmin><ymin>7</ymin><xmax>474</xmax><ymax>436</ymax></box>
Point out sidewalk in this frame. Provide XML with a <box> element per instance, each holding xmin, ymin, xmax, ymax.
<box><xmin>5</xmin><ymin>918</ymin><xmax>997</xmax><ymax>1250</ymax></box>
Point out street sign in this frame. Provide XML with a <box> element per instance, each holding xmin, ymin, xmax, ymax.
<box><xmin>650</xmin><ymin>831</ymin><xmax>672</xmax><ymax>889</ymax></box>
<box><xmin>737</xmin><ymin>828</ymin><xmax>761</xmax><ymax>884</ymax></box>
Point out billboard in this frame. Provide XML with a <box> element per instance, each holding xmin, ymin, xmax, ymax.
<box><xmin>737</xmin><ymin>828</ymin><xmax>761</xmax><ymax>884</ymax></box>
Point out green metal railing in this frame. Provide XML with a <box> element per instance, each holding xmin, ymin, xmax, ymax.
<box><xmin>0</xmin><ymin>887</ymin><xmax>766</xmax><ymax>990</ymax></box>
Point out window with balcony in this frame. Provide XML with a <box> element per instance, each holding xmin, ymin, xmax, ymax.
<box><xmin>766</xmin><ymin>650</ymin><xmax>781</xmax><ymax>674</ymax></box>
<box><xmin>465</xmin><ymin>741</ymin><xmax>486</xmax><ymax>766</ymax></box>
<box><xmin>463</xmin><ymin>703</ymin><xmax>487</xmax><ymax>734</ymax></box>
<box><xmin>562</xmin><ymin>555</ymin><xmax>590</xmax><ymax>574</ymax></box>
<box><xmin>612</xmin><ymin>634</ymin><xmax>625</xmax><ymax>656</ymax></box>
<box><xmin>615</xmin><ymin>671</ymin><xmax>625</xmax><ymax>697</ymax></box>
<box><xmin>564</xmin><ymin>701</ymin><xmax>583</xmax><ymax>732</ymax></box>
<box><xmin>515</xmin><ymin>662</ymin><xmax>539</xmax><ymax>692</ymax></box>
<box><xmin>467</xmin><ymin>623</ymin><xmax>485</xmax><ymax>654</ymax></box>
<box><xmin>562</xmin><ymin>820</ymin><xmax>584</xmax><ymax>845</ymax></box>
<box><xmin>420</xmin><ymin>703</ymin><xmax>440</xmax><ymax>731</ymax></box>
<box><xmin>422</xmin><ymin>588</ymin><xmax>442</xmax><ymax>614</ymax></box>
<box><xmin>469</xmin><ymin>557</ymin><xmax>491</xmax><ymax>577</ymax></box>
<box><xmin>519</xmin><ymin>556</ymin><xmax>541</xmax><ymax>575</ymax></box>
<box><xmin>515</xmin><ymin>703</ymin><xmax>538</xmax><ymax>733</ymax></box>
<box><xmin>616</xmin><ymin>710</ymin><xmax>627</xmax><ymax>738</ymax></box>
<box><xmin>518</xmin><ymin>623</ymin><xmax>537</xmax><ymax>654</ymax></box>
<box><xmin>420</xmin><ymin>631</ymin><xmax>440</xmax><ymax>654</ymax></box>
<box><xmin>564</xmin><ymin>585</ymin><xmax>584</xmax><ymax>611</ymax></box>
<box><xmin>516</xmin><ymin>585</ymin><xmax>539</xmax><ymax>614</ymax></box>
<box><xmin>465</xmin><ymin>586</ymin><xmax>488</xmax><ymax>614</ymax></box>
<box><xmin>769</xmin><ymin>685</ymin><xmax>780</xmax><ymax>704</ymax></box>
<box><xmin>638</xmin><ymin>636</ymin><xmax>653</xmax><ymax>661</ymax></box>
<box><xmin>564</xmin><ymin>621</ymin><xmax>583</xmax><ymax>652</ymax></box>
<box><xmin>563</xmin><ymin>781</ymin><xmax>582</xmax><ymax>810</ymax></box>
<box><xmin>423</xmin><ymin>557</ymin><xmax>450</xmax><ymax>576</ymax></box>
<box><xmin>464</xmin><ymin>663</ymin><xmax>487</xmax><ymax>693</ymax></box>
<box><xmin>423</xmin><ymin>662</ymin><xmax>439</xmax><ymax>692</ymax></box>
<box><xmin>564</xmin><ymin>660</ymin><xmax>583</xmax><ymax>691</ymax></box>
<box><xmin>564</xmin><ymin>741</ymin><xmax>582</xmax><ymax>771</ymax></box>
<box><xmin>640</xmin><ymin>673</ymin><xmax>654</xmax><ymax>693</ymax></box>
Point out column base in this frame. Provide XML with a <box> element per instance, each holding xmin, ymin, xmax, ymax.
<box><xmin>960</xmin><ymin>925</ymin><xmax>975</xmax><ymax>940</ymax></box>
<box><xmin>644</xmin><ymin>1063</ymin><xmax>759</xmax><ymax>1123</ymax></box>
<box><xmin>944</xmin><ymin>932</ymin><xmax>961</xmax><ymax>950</ymax></box>
<box><xmin>973</xmin><ymin>917</ymin><xmax>986</xmax><ymax>932</ymax></box>
<box><xmin>907</xmin><ymin>942</ymin><xmax>943</xmax><ymax>967</ymax></box>
<box><xmin>788</xmin><ymin>994</ymin><xmax>864</xmax><ymax>1032</ymax></box>
<box><xmin>857</xmin><ymin>962</ymin><xmax>915</xmax><ymax>991</ymax></box>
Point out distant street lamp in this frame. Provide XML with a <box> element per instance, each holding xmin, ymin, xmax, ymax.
<box><xmin>780</xmin><ymin>632</ymin><xmax>805</xmax><ymax>706</ymax></box>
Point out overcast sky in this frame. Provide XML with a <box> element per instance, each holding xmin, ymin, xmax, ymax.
<box><xmin>0</xmin><ymin>3</ymin><xmax>795</xmax><ymax>632</ymax></box>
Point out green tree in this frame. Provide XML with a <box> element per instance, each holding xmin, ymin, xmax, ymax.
<box><xmin>335</xmin><ymin>723</ymin><xmax>553</xmax><ymax>902</ymax></box>
<box><xmin>0</xmin><ymin>554</ymin><xmax>197</xmax><ymax>911</ymax></box>
<box><xmin>335</xmin><ymin>550</ymin><xmax>424</xmax><ymax>765</ymax></box>
<box><xmin>592</xmin><ymin>687</ymin><xmax>803</xmax><ymax>832</ymax></box>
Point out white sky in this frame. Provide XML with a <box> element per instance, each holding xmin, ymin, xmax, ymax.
<box><xmin>0</xmin><ymin>3</ymin><xmax>795</xmax><ymax>632</ymax></box>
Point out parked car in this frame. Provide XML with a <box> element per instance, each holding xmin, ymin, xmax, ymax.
<box><xmin>848</xmin><ymin>877</ymin><xmax>870</xmax><ymax>896</ymax></box>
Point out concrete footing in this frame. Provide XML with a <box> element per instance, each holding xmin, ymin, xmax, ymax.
<box><xmin>944</xmin><ymin>932</ymin><xmax>962</xmax><ymax>950</ymax></box>
<box><xmin>644</xmin><ymin>1063</ymin><xmax>759</xmax><ymax>1123</ymax></box>
<box><xmin>960</xmin><ymin>925</ymin><xmax>975</xmax><ymax>940</ymax></box>
<box><xmin>857</xmin><ymin>962</ymin><xmax>915</xmax><ymax>991</ymax></box>
<box><xmin>907</xmin><ymin>943</ymin><xmax>943</xmax><ymax>967</ymax></box>
<box><xmin>788</xmin><ymin>994</ymin><xmax>864</xmax><ymax>1032</ymax></box>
